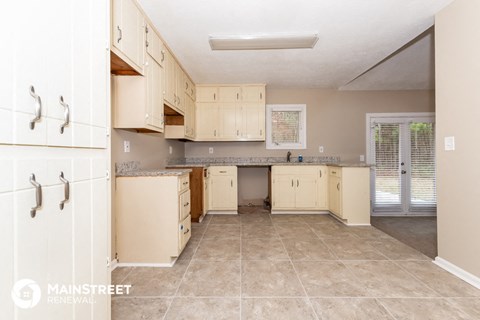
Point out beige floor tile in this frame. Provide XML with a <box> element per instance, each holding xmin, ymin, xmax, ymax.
<box><xmin>121</xmin><ymin>261</ymin><xmax>189</xmax><ymax>296</ymax></box>
<box><xmin>343</xmin><ymin>260</ymin><xmax>438</xmax><ymax>298</ymax></box>
<box><xmin>242</xmin><ymin>298</ymin><xmax>316</xmax><ymax>320</ymax></box>
<box><xmin>177</xmin><ymin>260</ymin><xmax>241</xmax><ymax>297</ymax></box>
<box><xmin>310</xmin><ymin>298</ymin><xmax>394</xmax><ymax>320</ymax></box>
<box><xmin>194</xmin><ymin>239</ymin><xmax>241</xmax><ymax>260</ymax></box>
<box><xmin>274</xmin><ymin>223</ymin><xmax>318</xmax><ymax>240</ymax></box>
<box><xmin>300</xmin><ymin>214</ymin><xmax>337</xmax><ymax>224</ymax></box>
<box><xmin>349</xmin><ymin>226</ymin><xmax>392</xmax><ymax>240</ymax></box>
<box><xmin>448</xmin><ymin>298</ymin><xmax>480</xmax><ymax>319</ymax></box>
<box><xmin>241</xmin><ymin>224</ymin><xmax>278</xmax><ymax>238</ymax></box>
<box><xmin>210</xmin><ymin>214</ymin><xmax>241</xmax><ymax>225</ymax></box>
<box><xmin>190</xmin><ymin>225</ymin><xmax>207</xmax><ymax>241</ymax></box>
<box><xmin>310</xmin><ymin>223</ymin><xmax>357</xmax><ymax>239</ymax></box>
<box><xmin>366</xmin><ymin>238</ymin><xmax>430</xmax><ymax>261</ymax></box>
<box><xmin>271</xmin><ymin>214</ymin><xmax>307</xmax><ymax>224</ymax></box>
<box><xmin>165</xmin><ymin>297</ymin><xmax>240</xmax><ymax>320</ymax></box>
<box><xmin>178</xmin><ymin>239</ymin><xmax>200</xmax><ymax>261</ymax></box>
<box><xmin>111</xmin><ymin>297</ymin><xmax>171</xmax><ymax>320</ymax></box>
<box><xmin>293</xmin><ymin>261</ymin><xmax>365</xmax><ymax>297</ymax></box>
<box><xmin>379</xmin><ymin>298</ymin><xmax>472</xmax><ymax>320</ymax></box>
<box><xmin>242</xmin><ymin>260</ymin><xmax>305</xmax><ymax>297</ymax></box>
<box><xmin>111</xmin><ymin>267</ymin><xmax>133</xmax><ymax>285</ymax></box>
<box><xmin>322</xmin><ymin>238</ymin><xmax>387</xmax><ymax>260</ymax></box>
<box><xmin>240</xmin><ymin>213</ymin><xmax>272</xmax><ymax>225</ymax></box>
<box><xmin>396</xmin><ymin>261</ymin><xmax>480</xmax><ymax>297</ymax></box>
<box><xmin>282</xmin><ymin>239</ymin><xmax>336</xmax><ymax>261</ymax></box>
<box><xmin>203</xmin><ymin>224</ymin><xmax>241</xmax><ymax>239</ymax></box>
<box><xmin>242</xmin><ymin>238</ymin><xmax>289</xmax><ymax>260</ymax></box>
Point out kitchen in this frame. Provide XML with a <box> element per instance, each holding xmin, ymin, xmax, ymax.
<box><xmin>2</xmin><ymin>0</ymin><xmax>480</xmax><ymax>319</ymax></box>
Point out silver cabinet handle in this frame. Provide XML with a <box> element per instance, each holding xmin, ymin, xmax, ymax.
<box><xmin>184</xmin><ymin>228</ymin><xmax>190</xmax><ymax>235</ymax></box>
<box><xmin>117</xmin><ymin>26</ymin><xmax>122</xmax><ymax>43</ymax></box>
<box><xmin>145</xmin><ymin>40</ymin><xmax>149</xmax><ymax>48</ymax></box>
<box><xmin>184</xmin><ymin>202</ymin><xmax>189</xmax><ymax>207</ymax></box>
<box><xmin>186</xmin><ymin>82</ymin><xmax>189</xmax><ymax>90</ymax></box>
<box><xmin>236</xmin><ymin>93</ymin><xmax>239</xmax><ymax>100</ymax></box>
<box><xmin>237</xmin><ymin>130</ymin><xmax>239</xmax><ymax>136</ymax></box>
<box><xmin>337</xmin><ymin>182</ymin><xmax>340</xmax><ymax>191</ymax></box>
<box><xmin>219</xmin><ymin>171</ymin><xmax>227</xmax><ymax>173</ymax></box>
<box><xmin>291</xmin><ymin>180</ymin><xmax>294</xmax><ymax>187</ymax></box>
<box><xmin>231</xmin><ymin>179</ymin><xmax>233</xmax><ymax>187</ymax></box>
<box><xmin>213</xmin><ymin>93</ymin><xmax>216</xmax><ymax>100</ymax></box>
<box><xmin>319</xmin><ymin>170</ymin><xmax>322</xmax><ymax>178</ymax></box>
<box><xmin>29</xmin><ymin>86</ymin><xmax>42</xmax><ymax>130</ymax></box>
<box><xmin>29</xmin><ymin>174</ymin><xmax>42</xmax><ymax>218</ymax></box>
<box><xmin>59</xmin><ymin>96</ymin><xmax>70</xmax><ymax>134</ymax></box>
<box><xmin>161</xmin><ymin>50</ymin><xmax>165</xmax><ymax>62</ymax></box>
<box><xmin>297</xmin><ymin>180</ymin><xmax>299</xmax><ymax>187</ymax></box>
<box><xmin>59</xmin><ymin>171</ymin><xmax>70</xmax><ymax>210</ymax></box>
<box><xmin>260</xmin><ymin>129</ymin><xmax>262</xmax><ymax>136</ymax></box>
<box><xmin>214</xmin><ymin>129</ymin><xmax>216</xmax><ymax>136</ymax></box>
<box><xmin>260</xmin><ymin>92</ymin><xmax>263</xmax><ymax>100</ymax></box>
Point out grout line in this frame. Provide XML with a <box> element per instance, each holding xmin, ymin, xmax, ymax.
<box><xmin>375</xmin><ymin>298</ymin><xmax>400</xmax><ymax>320</ymax></box>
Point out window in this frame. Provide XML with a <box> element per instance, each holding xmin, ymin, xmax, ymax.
<box><xmin>266</xmin><ymin>104</ymin><xmax>306</xmax><ymax>149</ymax></box>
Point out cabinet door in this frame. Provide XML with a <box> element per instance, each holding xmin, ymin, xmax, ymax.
<box><xmin>163</xmin><ymin>49</ymin><xmax>176</xmax><ymax>107</ymax></box>
<box><xmin>195</xmin><ymin>103</ymin><xmax>218</xmax><ymax>140</ymax></box>
<box><xmin>243</xmin><ymin>102</ymin><xmax>265</xmax><ymax>140</ymax></box>
<box><xmin>146</xmin><ymin>56</ymin><xmax>164</xmax><ymax>131</ymax></box>
<box><xmin>211</xmin><ymin>174</ymin><xmax>237</xmax><ymax>210</ymax></box>
<box><xmin>146</xmin><ymin>24</ymin><xmax>165</xmax><ymax>67</ymax></box>
<box><xmin>329</xmin><ymin>176</ymin><xmax>342</xmax><ymax>217</ymax></box>
<box><xmin>114</xmin><ymin>0</ymin><xmax>144</xmax><ymax>70</ymax></box>
<box><xmin>175</xmin><ymin>63</ymin><xmax>185</xmax><ymax>113</ymax></box>
<box><xmin>185</xmin><ymin>95</ymin><xmax>195</xmax><ymax>139</ymax></box>
<box><xmin>218</xmin><ymin>86</ymin><xmax>241</xmax><ymax>102</ymax></box>
<box><xmin>272</xmin><ymin>175</ymin><xmax>296</xmax><ymax>209</ymax></box>
<box><xmin>196</xmin><ymin>87</ymin><xmax>218</xmax><ymax>102</ymax></box>
<box><xmin>317</xmin><ymin>167</ymin><xmax>328</xmax><ymax>209</ymax></box>
<box><xmin>242</xmin><ymin>85</ymin><xmax>265</xmax><ymax>102</ymax></box>
<box><xmin>220</xmin><ymin>103</ymin><xmax>237</xmax><ymax>139</ymax></box>
<box><xmin>295</xmin><ymin>174</ymin><xmax>318</xmax><ymax>209</ymax></box>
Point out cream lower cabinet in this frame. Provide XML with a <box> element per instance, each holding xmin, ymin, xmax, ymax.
<box><xmin>113</xmin><ymin>55</ymin><xmax>165</xmax><ymax>132</ymax></box>
<box><xmin>115</xmin><ymin>173</ymin><xmax>191</xmax><ymax>266</ymax></box>
<box><xmin>271</xmin><ymin>166</ymin><xmax>328</xmax><ymax>211</ymax></box>
<box><xmin>328</xmin><ymin>167</ymin><xmax>370</xmax><ymax>225</ymax></box>
<box><xmin>209</xmin><ymin>166</ymin><xmax>238</xmax><ymax>212</ymax></box>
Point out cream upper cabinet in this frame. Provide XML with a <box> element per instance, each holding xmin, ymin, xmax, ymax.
<box><xmin>112</xmin><ymin>55</ymin><xmax>164</xmax><ymax>132</ymax></box>
<box><xmin>163</xmin><ymin>49</ymin><xmax>176</xmax><ymax>109</ymax></box>
<box><xmin>112</xmin><ymin>0</ymin><xmax>145</xmax><ymax>73</ymax></box>
<box><xmin>209</xmin><ymin>166</ymin><xmax>238</xmax><ymax>211</ymax></box>
<box><xmin>194</xmin><ymin>84</ymin><xmax>265</xmax><ymax>141</ymax></box>
<box><xmin>145</xmin><ymin>23</ymin><xmax>165</xmax><ymax>67</ymax></box>
<box><xmin>184</xmin><ymin>94</ymin><xmax>196</xmax><ymax>139</ymax></box>
<box><xmin>196</xmin><ymin>103</ymin><xmax>219</xmax><ymax>140</ymax></box>
<box><xmin>175</xmin><ymin>63</ymin><xmax>185</xmax><ymax>113</ymax></box>
<box><xmin>272</xmin><ymin>166</ymin><xmax>326</xmax><ymax>210</ymax></box>
<box><xmin>328</xmin><ymin>167</ymin><xmax>370</xmax><ymax>225</ymax></box>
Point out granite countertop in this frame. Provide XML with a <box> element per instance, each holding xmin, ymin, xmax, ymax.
<box><xmin>116</xmin><ymin>169</ymin><xmax>192</xmax><ymax>177</ymax></box>
<box><xmin>166</xmin><ymin>158</ymin><xmax>372</xmax><ymax>168</ymax></box>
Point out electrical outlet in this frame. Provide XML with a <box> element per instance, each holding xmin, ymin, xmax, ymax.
<box><xmin>169</xmin><ymin>146</ymin><xmax>173</xmax><ymax>154</ymax></box>
<box><xmin>319</xmin><ymin>146</ymin><xmax>324</xmax><ymax>153</ymax></box>
<box><xmin>360</xmin><ymin>155</ymin><xmax>365</xmax><ymax>162</ymax></box>
<box><xmin>209</xmin><ymin>147</ymin><xmax>214</xmax><ymax>154</ymax></box>
<box><xmin>123</xmin><ymin>141</ymin><xmax>130</xmax><ymax>153</ymax></box>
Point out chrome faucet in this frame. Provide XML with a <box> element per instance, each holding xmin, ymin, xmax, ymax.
<box><xmin>287</xmin><ymin>151</ymin><xmax>292</xmax><ymax>162</ymax></box>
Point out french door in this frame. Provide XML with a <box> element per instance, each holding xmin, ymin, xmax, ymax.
<box><xmin>367</xmin><ymin>113</ymin><xmax>436</xmax><ymax>215</ymax></box>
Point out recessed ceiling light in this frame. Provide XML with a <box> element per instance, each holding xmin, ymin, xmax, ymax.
<box><xmin>209</xmin><ymin>33</ymin><xmax>319</xmax><ymax>50</ymax></box>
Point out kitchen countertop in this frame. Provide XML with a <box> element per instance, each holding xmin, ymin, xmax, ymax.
<box><xmin>166</xmin><ymin>162</ymin><xmax>372</xmax><ymax>168</ymax></box>
<box><xmin>116</xmin><ymin>169</ymin><xmax>192</xmax><ymax>177</ymax></box>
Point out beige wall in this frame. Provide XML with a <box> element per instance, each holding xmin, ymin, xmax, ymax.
<box><xmin>436</xmin><ymin>0</ymin><xmax>480</xmax><ymax>278</ymax></box>
<box><xmin>110</xmin><ymin>129</ymin><xmax>185</xmax><ymax>259</ymax></box>
<box><xmin>186</xmin><ymin>88</ymin><xmax>435</xmax><ymax>204</ymax></box>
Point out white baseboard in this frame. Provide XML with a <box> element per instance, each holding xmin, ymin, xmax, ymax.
<box><xmin>116</xmin><ymin>259</ymin><xmax>177</xmax><ymax>268</ymax></box>
<box><xmin>270</xmin><ymin>211</ymin><xmax>329</xmax><ymax>215</ymax></box>
<box><xmin>371</xmin><ymin>212</ymin><xmax>437</xmax><ymax>217</ymax></box>
<box><xmin>434</xmin><ymin>257</ymin><xmax>480</xmax><ymax>289</ymax></box>
<box><xmin>207</xmin><ymin>210</ymin><xmax>238</xmax><ymax>215</ymax></box>
<box><xmin>110</xmin><ymin>258</ymin><xmax>118</xmax><ymax>271</ymax></box>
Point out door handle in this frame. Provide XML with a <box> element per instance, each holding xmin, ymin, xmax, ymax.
<box><xmin>59</xmin><ymin>96</ymin><xmax>70</xmax><ymax>134</ymax></box>
<box><xmin>59</xmin><ymin>171</ymin><xmax>70</xmax><ymax>210</ymax></box>
<box><xmin>29</xmin><ymin>174</ymin><xmax>42</xmax><ymax>218</ymax></box>
<box><xmin>29</xmin><ymin>86</ymin><xmax>42</xmax><ymax>130</ymax></box>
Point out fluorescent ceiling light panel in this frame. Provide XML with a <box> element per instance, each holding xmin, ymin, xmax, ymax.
<box><xmin>209</xmin><ymin>33</ymin><xmax>319</xmax><ymax>50</ymax></box>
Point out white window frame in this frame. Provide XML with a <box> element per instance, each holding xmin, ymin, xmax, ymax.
<box><xmin>266</xmin><ymin>104</ymin><xmax>307</xmax><ymax>150</ymax></box>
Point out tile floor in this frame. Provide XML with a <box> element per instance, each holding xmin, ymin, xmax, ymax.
<box><xmin>112</xmin><ymin>210</ymin><xmax>480</xmax><ymax>320</ymax></box>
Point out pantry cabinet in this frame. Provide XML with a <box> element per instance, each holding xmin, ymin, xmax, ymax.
<box><xmin>272</xmin><ymin>166</ymin><xmax>327</xmax><ymax>211</ymax></box>
<box><xmin>195</xmin><ymin>84</ymin><xmax>266</xmax><ymax>141</ymax></box>
<box><xmin>328</xmin><ymin>167</ymin><xmax>370</xmax><ymax>225</ymax></box>
<box><xmin>112</xmin><ymin>54</ymin><xmax>165</xmax><ymax>132</ymax></box>
<box><xmin>0</xmin><ymin>0</ymin><xmax>110</xmax><ymax>319</ymax></box>
<box><xmin>209</xmin><ymin>166</ymin><xmax>238</xmax><ymax>212</ymax></box>
<box><xmin>112</xmin><ymin>0</ymin><xmax>145</xmax><ymax>74</ymax></box>
<box><xmin>115</xmin><ymin>173</ymin><xmax>192</xmax><ymax>265</ymax></box>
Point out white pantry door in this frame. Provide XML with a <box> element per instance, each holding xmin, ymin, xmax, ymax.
<box><xmin>0</xmin><ymin>1</ymin><xmax>111</xmax><ymax>320</ymax></box>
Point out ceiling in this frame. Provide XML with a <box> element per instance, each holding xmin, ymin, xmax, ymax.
<box><xmin>139</xmin><ymin>0</ymin><xmax>451</xmax><ymax>89</ymax></box>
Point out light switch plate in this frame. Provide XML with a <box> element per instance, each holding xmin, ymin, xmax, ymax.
<box><xmin>319</xmin><ymin>146</ymin><xmax>324</xmax><ymax>153</ymax></box>
<box><xmin>360</xmin><ymin>155</ymin><xmax>365</xmax><ymax>162</ymax></box>
<box><xmin>444</xmin><ymin>136</ymin><xmax>455</xmax><ymax>151</ymax></box>
<box><xmin>123</xmin><ymin>141</ymin><xmax>130</xmax><ymax>153</ymax></box>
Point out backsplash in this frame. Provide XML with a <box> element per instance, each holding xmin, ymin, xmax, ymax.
<box><xmin>115</xmin><ymin>161</ymin><xmax>141</xmax><ymax>175</ymax></box>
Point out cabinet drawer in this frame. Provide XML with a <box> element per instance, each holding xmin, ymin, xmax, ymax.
<box><xmin>329</xmin><ymin>167</ymin><xmax>342</xmax><ymax>178</ymax></box>
<box><xmin>180</xmin><ymin>189</ymin><xmax>191</xmax><ymax>221</ymax></box>
<box><xmin>209</xmin><ymin>166</ymin><xmax>236</xmax><ymax>175</ymax></box>
<box><xmin>178</xmin><ymin>174</ymin><xmax>190</xmax><ymax>192</ymax></box>
<box><xmin>178</xmin><ymin>215</ymin><xmax>191</xmax><ymax>252</ymax></box>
